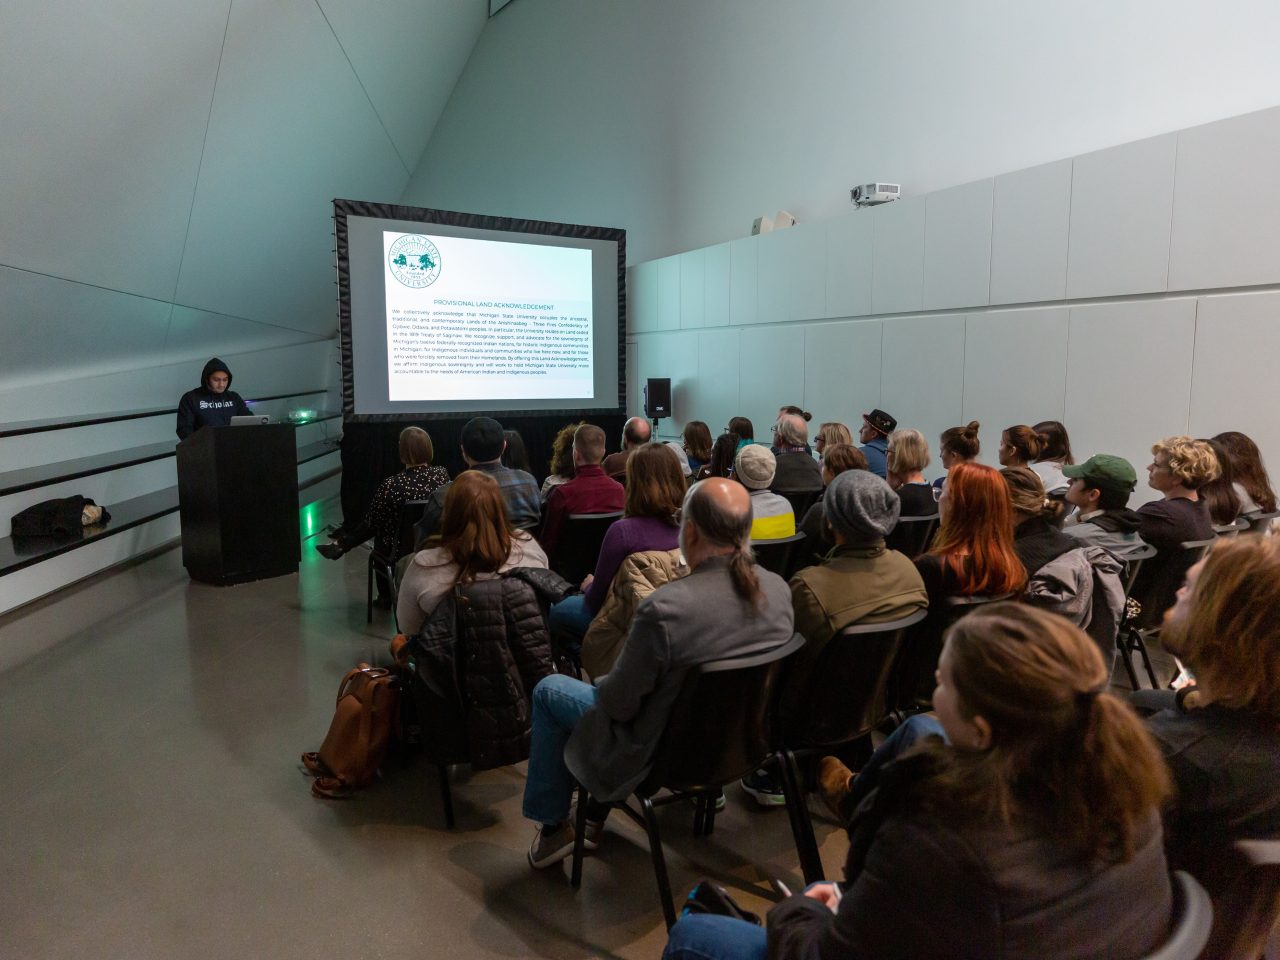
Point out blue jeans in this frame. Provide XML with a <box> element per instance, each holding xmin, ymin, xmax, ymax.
<box><xmin>522</xmin><ymin>674</ymin><xmax>598</xmax><ymax>825</ymax></box>
<box><xmin>845</xmin><ymin>714</ymin><xmax>947</xmax><ymax>812</ymax></box>
<box><xmin>663</xmin><ymin>914</ymin><xmax>766</xmax><ymax>960</ymax></box>
<box><xmin>548</xmin><ymin>593</ymin><xmax>595</xmax><ymax>645</ymax></box>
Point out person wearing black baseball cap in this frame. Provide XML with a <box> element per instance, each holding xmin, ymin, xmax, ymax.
<box><xmin>858</xmin><ymin>408</ymin><xmax>897</xmax><ymax>479</ymax></box>
<box><xmin>1062</xmin><ymin>454</ymin><xmax>1145</xmax><ymax>557</ymax></box>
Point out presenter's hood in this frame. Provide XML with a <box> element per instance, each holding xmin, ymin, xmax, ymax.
<box><xmin>200</xmin><ymin>357</ymin><xmax>233</xmax><ymax>389</ymax></box>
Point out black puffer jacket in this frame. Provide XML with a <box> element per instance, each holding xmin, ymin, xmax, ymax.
<box><xmin>407</xmin><ymin>573</ymin><xmax>557</xmax><ymax>771</ymax></box>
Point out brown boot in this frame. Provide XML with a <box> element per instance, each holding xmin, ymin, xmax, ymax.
<box><xmin>818</xmin><ymin>756</ymin><xmax>856</xmax><ymax>822</ymax></box>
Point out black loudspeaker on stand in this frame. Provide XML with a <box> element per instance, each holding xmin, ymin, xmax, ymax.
<box><xmin>644</xmin><ymin>378</ymin><xmax>671</xmax><ymax>420</ymax></box>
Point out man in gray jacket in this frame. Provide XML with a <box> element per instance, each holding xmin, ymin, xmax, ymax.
<box><xmin>522</xmin><ymin>477</ymin><xmax>796</xmax><ymax>868</ymax></box>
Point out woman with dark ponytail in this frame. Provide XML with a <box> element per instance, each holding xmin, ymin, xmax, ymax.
<box><xmin>935</xmin><ymin>420</ymin><xmax>981</xmax><ymax>491</ymax></box>
<box><xmin>1032</xmin><ymin>419</ymin><xmax>1075</xmax><ymax>494</ymax></box>
<box><xmin>666</xmin><ymin>604</ymin><xmax>1175</xmax><ymax>960</ymax></box>
<box><xmin>999</xmin><ymin>424</ymin><xmax>1045</xmax><ymax>469</ymax></box>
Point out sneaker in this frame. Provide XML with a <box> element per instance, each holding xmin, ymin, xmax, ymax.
<box><xmin>740</xmin><ymin>768</ymin><xmax>787</xmax><ymax>807</ymax></box>
<box><xmin>528</xmin><ymin>822</ymin><xmax>576</xmax><ymax>869</ymax></box>
<box><xmin>582</xmin><ymin>818</ymin><xmax>604</xmax><ymax>851</ymax></box>
<box><xmin>818</xmin><ymin>756</ymin><xmax>856</xmax><ymax>821</ymax></box>
<box><xmin>713</xmin><ymin>789</ymin><xmax>726</xmax><ymax>812</ymax></box>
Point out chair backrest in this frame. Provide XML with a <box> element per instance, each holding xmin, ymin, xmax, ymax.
<box><xmin>885</xmin><ymin>513</ymin><xmax>939</xmax><ymax>558</ymax></box>
<box><xmin>752</xmin><ymin>532</ymin><xmax>806</xmax><ymax>579</ymax></box>
<box><xmin>1122</xmin><ymin>543</ymin><xmax>1158</xmax><ymax>594</ymax></box>
<box><xmin>1139</xmin><ymin>871</ymin><xmax>1213</xmax><ymax>960</ymax></box>
<box><xmin>395</xmin><ymin>499</ymin><xmax>429</xmax><ymax>558</ymax></box>
<box><xmin>640</xmin><ymin>633</ymin><xmax>806</xmax><ymax>794</ymax></box>
<box><xmin>895</xmin><ymin>592</ymin><xmax>1015</xmax><ymax>709</ymax></box>
<box><xmin>1200</xmin><ymin>839</ymin><xmax>1280</xmax><ymax>960</ymax></box>
<box><xmin>550</xmin><ymin>511</ymin><xmax>623</xmax><ymax>584</ymax></box>
<box><xmin>779</xmin><ymin>488</ymin><xmax>821</xmax><ymax>519</ymax></box>
<box><xmin>785</xmin><ymin>608</ymin><xmax>928</xmax><ymax>747</ymax></box>
<box><xmin>1242</xmin><ymin>509</ymin><xmax>1279</xmax><ymax>535</ymax></box>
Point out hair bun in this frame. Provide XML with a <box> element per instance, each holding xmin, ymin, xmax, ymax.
<box><xmin>966</xmin><ymin>421</ymin><xmax>980</xmax><ymax>433</ymax></box>
<box><xmin>802</xmin><ymin>410</ymin><xmax>812</xmax><ymax>422</ymax></box>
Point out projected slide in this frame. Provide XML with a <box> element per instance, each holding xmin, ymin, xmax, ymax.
<box><xmin>382</xmin><ymin>231</ymin><xmax>593</xmax><ymax>402</ymax></box>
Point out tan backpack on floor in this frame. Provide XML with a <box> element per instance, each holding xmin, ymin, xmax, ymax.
<box><xmin>302</xmin><ymin>664</ymin><xmax>399</xmax><ymax>798</ymax></box>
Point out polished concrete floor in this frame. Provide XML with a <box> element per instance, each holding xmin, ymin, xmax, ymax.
<box><xmin>0</xmin><ymin>496</ymin><xmax>846</xmax><ymax>960</ymax></box>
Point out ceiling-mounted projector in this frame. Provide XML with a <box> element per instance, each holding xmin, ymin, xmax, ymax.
<box><xmin>851</xmin><ymin>183</ymin><xmax>901</xmax><ymax>206</ymax></box>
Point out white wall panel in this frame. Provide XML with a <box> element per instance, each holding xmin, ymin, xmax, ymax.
<box><xmin>738</xmin><ymin>327</ymin><xmax>807</xmax><ymax>440</ymax></box>
<box><xmin>655</xmin><ymin>255</ymin><xmax>681</xmax><ymax>330</ymax></box>
<box><xmin>923</xmin><ymin>179</ymin><xmax>994</xmax><ymax>310</ymax></box>
<box><xmin>754</xmin><ymin>229</ymin><xmax>789</xmax><ymax>326</ymax></box>
<box><xmin>872</xmin><ymin>197</ymin><xmax>926</xmax><ymax>315</ymax></box>
<box><xmin>786</xmin><ymin>221</ymin><xmax>827</xmax><ymax>323</ymax></box>
<box><xmin>961</xmin><ymin>309</ymin><xmax>1069</xmax><ymax>462</ymax></box>
<box><xmin>879</xmin><ymin>314</ymin><xmax>965</xmax><ymax>477</ymax></box>
<box><xmin>1064</xmin><ymin>300</ymin><xmax>1196</xmax><ymax>485</ymax></box>
<box><xmin>1169</xmin><ymin>106</ymin><xmax>1280</xmax><ymax>292</ymax></box>
<box><xmin>990</xmin><ymin>159</ymin><xmax>1072</xmax><ymax>305</ymax></box>
<box><xmin>691</xmin><ymin>329</ymin><xmax>740</xmax><ymax>436</ymax></box>
<box><xmin>1188</xmin><ymin>292</ymin><xmax>1280</xmax><ymax>469</ymax></box>
<box><xmin>802</xmin><ymin>320</ymin><xmax>882</xmax><ymax>437</ymax></box>
<box><xmin>1066</xmin><ymin>133</ymin><xmax>1177</xmax><ymax>298</ymax></box>
<box><xmin>174</xmin><ymin>0</ymin><xmax>408</xmax><ymax>333</ymax></box>
<box><xmin>628</xmin><ymin>261</ymin><xmax>658</xmax><ymax>334</ymax></box>
<box><xmin>729</xmin><ymin>237</ymin><xmax>759</xmax><ymax>326</ymax></box>
<box><xmin>704</xmin><ymin>242</ymin><xmax>731</xmax><ymax>328</ymax></box>
<box><xmin>625</xmin><ymin>339</ymin><xmax>639</xmax><ymax>416</ymax></box>
<box><xmin>825</xmin><ymin>212</ymin><xmax>873</xmax><ymax>319</ymax></box>
<box><xmin>163</xmin><ymin>306</ymin><xmax>321</xmax><ymax>365</ymax></box>
<box><xmin>634</xmin><ymin>331</ymin><xmax>698</xmax><ymax>433</ymax></box>
<box><xmin>679</xmin><ymin>248</ymin><xmax>705</xmax><ymax>329</ymax></box>
<box><xmin>0</xmin><ymin>0</ymin><xmax>227</xmax><ymax>301</ymax></box>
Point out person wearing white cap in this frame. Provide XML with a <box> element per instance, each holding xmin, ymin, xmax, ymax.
<box><xmin>734</xmin><ymin>445</ymin><xmax>795</xmax><ymax>541</ymax></box>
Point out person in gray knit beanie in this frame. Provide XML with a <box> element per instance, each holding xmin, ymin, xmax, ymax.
<box><xmin>824</xmin><ymin>469</ymin><xmax>901</xmax><ymax>543</ymax></box>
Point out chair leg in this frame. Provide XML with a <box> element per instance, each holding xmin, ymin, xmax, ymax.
<box><xmin>640</xmin><ymin>796</ymin><xmax>677</xmax><ymax>930</ymax></box>
<box><xmin>691</xmin><ymin>793</ymin><xmax>706</xmax><ymax>837</ymax></box>
<box><xmin>1134</xmin><ymin>629</ymin><xmax>1160</xmax><ymax>688</ymax></box>
<box><xmin>437</xmin><ymin>764</ymin><xmax>455</xmax><ymax>830</ymax></box>
<box><xmin>366</xmin><ymin>558</ymin><xmax>375</xmax><ymax>624</ymax></box>
<box><xmin>1120</xmin><ymin>630</ymin><xmax>1141</xmax><ymax>689</ymax></box>
<box><xmin>779</xmin><ymin>750</ymin><xmax>824</xmax><ymax>885</ymax></box>
<box><xmin>703</xmin><ymin>792</ymin><xmax>717</xmax><ymax>837</ymax></box>
<box><xmin>571</xmin><ymin>785</ymin><xmax>590</xmax><ymax>889</ymax></box>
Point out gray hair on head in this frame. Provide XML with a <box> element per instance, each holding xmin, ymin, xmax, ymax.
<box><xmin>683</xmin><ymin>480</ymin><xmax>762</xmax><ymax>610</ymax></box>
<box><xmin>777</xmin><ymin>414</ymin><xmax>808</xmax><ymax>447</ymax></box>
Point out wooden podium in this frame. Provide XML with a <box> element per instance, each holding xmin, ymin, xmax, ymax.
<box><xmin>176</xmin><ymin>424</ymin><xmax>300</xmax><ymax>585</ymax></box>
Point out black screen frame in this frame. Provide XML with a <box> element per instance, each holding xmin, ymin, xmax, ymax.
<box><xmin>333</xmin><ymin>198</ymin><xmax>626</xmax><ymax>424</ymax></box>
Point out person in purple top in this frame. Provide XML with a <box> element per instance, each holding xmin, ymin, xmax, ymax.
<box><xmin>548</xmin><ymin>443</ymin><xmax>685</xmax><ymax>643</ymax></box>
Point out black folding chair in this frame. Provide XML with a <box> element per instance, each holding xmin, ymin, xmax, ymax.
<box><xmin>1242</xmin><ymin>509</ymin><xmax>1279</xmax><ymax>535</ymax></box>
<box><xmin>884</xmin><ymin>513</ymin><xmax>939</xmax><ymax>558</ymax></box>
<box><xmin>570</xmin><ymin>633</ymin><xmax>806</xmax><ymax>929</ymax></box>
<box><xmin>779</xmin><ymin>488</ymin><xmax>821</xmax><ymax>519</ymax></box>
<box><xmin>775</xmin><ymin>608</ymin><xmax>928</xmax><ymax>884</ymax></box>
<box><xmin>1121</xmin><ymin>539</ymin><xmax>1215</xmax><ymax>688</ymax></box>
<box><xmin>752</xmin><ymin>532</ymin><xmax>806</xmax><ymax>579</ymax></box>
<box><xmin>548</xmin><ymin>512</ymin><xmax>622</xmax><ymax>585</ymax></box>
<box><xmin>894</xmin><ymin>592</ymin><xmax>1015</xmax><ymax>711</ymax></box>
<box><xmin>367</xmin><ymin>499</ymin><xmax>428</xmax><ymax>625</ymax></box>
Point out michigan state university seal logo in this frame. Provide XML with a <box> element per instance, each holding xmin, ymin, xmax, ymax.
<box><xmin>388</xmin><ymin>235</ymin><xmax>442</xmax><ymax>288</ymax></box>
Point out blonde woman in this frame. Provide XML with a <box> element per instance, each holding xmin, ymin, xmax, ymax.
<box><xmin>814</xmin><ymin>422</ymin><xmax>853</xmax><ymax>461</ymax></box>
<box><xmin>886</xmin><ymin>428</ymin><xmax>934</xmax><ymax>517</ymax></box>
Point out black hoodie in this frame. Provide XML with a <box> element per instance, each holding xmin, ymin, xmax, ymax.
<box><xmin>176</xmin><ymin>358</ymin><xmax>251</xmax><ymax>440</ymax></box>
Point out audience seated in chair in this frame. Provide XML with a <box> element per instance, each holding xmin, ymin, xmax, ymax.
<box><xmin>522</xmin><ymin>478</ymin><xmax>795</xmax><ymax>868</ymax></box>
<box><xmin>1199</xmin><ymin>437</ymin><xmax>1244</xmax><ymax>528</ymax></box>
<box><xmin>662</xmin><ymin>440</ymin><xmax>693</xmax><ymax>482</ymax></box>
<box><xmin>813</xmin><ymin>422</ymin><xmax>853</xmax><ymax>463</ymax></box>
<box><xmin>696</xmin><ymin>432</ymin><xmax>739</xmax><ymax>482</ymax></box>
<box><xmin>397</xmin><ymin>471</ymin><xmax>548</xmax><ymax>635</ymax></box>
<box><xmin>541</xmin><ymin>420</ymin><xmax>583</xmax><ymax>501</ymax></box>
<box><xmin>770</xmin><ymin>414</ymin><xmax>823</xmax><ymax>494</ymax></box>
<box><xmin>734</xmin><ymin>445</ymin><xmax>796</xmax><ymax>542</ymax></box>
<box><xmin>933</xmin><ymin>420</ymin><xmax>981</xmax><ymax>491</ymax></box>
<box><xmin>797</xmin><ymin>444</ymin><xmax>868</xmax><ymax>567</ymax></box>
<box><xmin>415</xmin><ymin>416</ymin><xmax>542</xmax><ymax>541</ymax></box>
<box><xmin>315</xmin><ymin>426</ymin><xmax>450</xmax><ymax>603</ymax></box>
<box><xmin>1061</xmin><ymin>454</ymin><xmax>1146</xmax><ymax>557</ymax></box>
<box><xmin>681</xmin><ymin>420</ymin><xmax>713</xmax><ymax>476</ymax></box>
<box><xmin>1030</xmin><ymin>419</ymin><xmax>1075</xmax><ymax>496</ymax></box>
<box><xmin>1211</xmin><ymin>430</ymin><xmax>1278</xmax><ymax>532</ymax></box>
<box><xmin>727</xmin><ymin>415</ymin><xmax>755</xmax><ymax>453</ymax></box>
<box><xmin>667</xmin><ymin>603</ymin><xmax>1175</xmax><ymax>960</ymax></box>
<box><xmin>1133</xmin><ymin>536</ymin><xmax>1280</xmax><ymax>891</ymax></box>
<box><xmin>602</xmin><ymin>416</ymin><xmax>652</xmax><ymax>479</ymax></box>
<box><xmin>771</xmin><ymin>405</ymin><xmax>813</xmax><ymax>456</ymax></box>
<box><xmin>857</xmin><ymin>408</ymin><xmax>896</xmax><ymax>479</ymax></box>
<box><xmin>740</xmin><ymin>470</ymin><xmax>928</xmax><ymax>807</ymax></box>
<box><xmin>539</xmin><ymin>424</ymin><xmax>625</xmax><ymax>559</ymax></box>
<box><xmin>548</xmin><ymin>442</ymin><xmax>684</xmax><ymax>648</ymax></box>
<box><xmin>885</xmin><ymin>428</ymin><xmax>935</xmax><ymax>517</ymax></box>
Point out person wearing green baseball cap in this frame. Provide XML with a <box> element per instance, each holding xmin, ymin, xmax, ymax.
<box><xmin>1061</xmin><ymin>454</ymin><xmax>1145</xmax><ymax>556</ymax></box>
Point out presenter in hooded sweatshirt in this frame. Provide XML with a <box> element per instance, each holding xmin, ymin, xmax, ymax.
<box><xmin>176</xmin><ymin>358</ymin><xmax>252</xmax><ymax>440</ymax></box>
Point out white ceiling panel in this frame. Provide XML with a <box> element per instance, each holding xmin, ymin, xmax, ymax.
<box><xmin>0</xmin><ymin>1</ymin><xmax>229</xmax><ymax>301</ymax></box>
<box><xmin>174</xmin><ymin>0</ymin><xmax>410</xmax><ymax>333</ymax></box>
<box><xmin>0</xmin><ymin>265</ymin><xmax>172</xmax><ymax>390</ymax></box>
<box><xmin>317</xmin><ymin>0</ymin><xmax>488</xmax><ymax>172</ymax></box>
